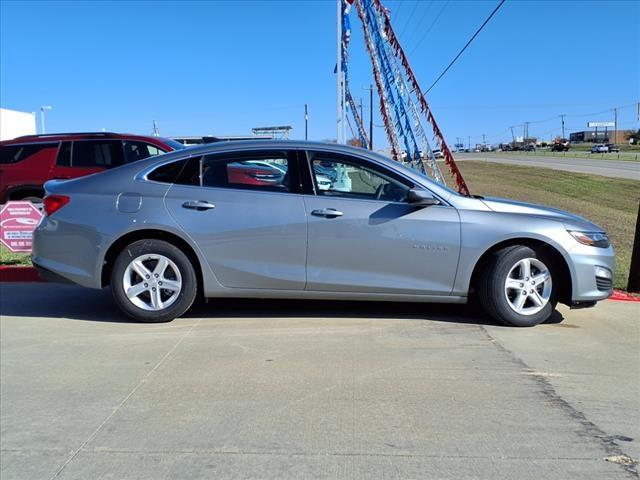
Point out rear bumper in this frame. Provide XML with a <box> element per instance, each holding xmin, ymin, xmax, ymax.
<box><xmin>33</xmin><ymin>262</ymin><xmax>75</xmax><ymax>284</ymax></box>
<box><xmin>32</xmin><ymin>215</ymin><xmax>107</xmax><ymax>289</ymax></box>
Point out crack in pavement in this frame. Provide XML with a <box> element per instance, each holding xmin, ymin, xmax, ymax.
<box><xmin>3</xmin><ymin>447</ymin><xmax>630</xmax><ymax>461</ymax></box>
<box><xmin>47</xmin><ymin>318</ymin><xmax>202</xmax><ymax>480</ymax></box>
<box><xmin>480</xmin><ymin>325</ymin><xmax>639</xmax><ymax>479</ymax></box>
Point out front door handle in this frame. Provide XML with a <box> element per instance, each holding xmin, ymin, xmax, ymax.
<box><xmin>182</xmin><ymin>200</ymin><xmax>215</xmax><ymax>211</ymax></box>
<box><xmin>311</xmin><ymin>208</ymin><xmax>344</xmax><ymax>218</ymax></box>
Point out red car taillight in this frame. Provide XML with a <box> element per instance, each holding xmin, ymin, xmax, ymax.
<box><xmin>43</xmin><ymin>195</ymin><xmax>70</xmax><ymax>216</ymax></box>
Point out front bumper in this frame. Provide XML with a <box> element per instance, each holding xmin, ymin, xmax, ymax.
<box><xmin>567</xmin><ymin>243</ymin><xmax>615</xmax><ymax>302</ymax></box>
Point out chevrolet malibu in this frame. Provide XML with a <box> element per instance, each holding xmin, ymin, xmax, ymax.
<box><xmin>32</xmin><ymin>141</ymin><xmax>614</xmax><ymax>326</ymax></box>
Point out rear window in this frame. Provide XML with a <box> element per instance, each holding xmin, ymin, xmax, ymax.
<box><xmin>147</xmin><ymin>157</ymin><xmax>200</xmax><ymax>185</ymax></box>
<box><xmin>0</xmin><ymin>143</ymin><xmax>57</xmax><ymax>164</ymax></box>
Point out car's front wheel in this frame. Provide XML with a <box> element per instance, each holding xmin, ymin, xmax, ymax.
<box><xmin>111</xmin><ymin>239</ymin><xmax>198</xmax><ymax>322</ymax></box>
<box><xmin>478</xmin><ymin>245</ymin><xmax>557</xmax><ymax>327</ymax></box>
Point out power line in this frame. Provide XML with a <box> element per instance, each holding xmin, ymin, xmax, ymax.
<box><xmin>393</xmin><ymin>0</ymin><xmax>404</xmax><ymax>19</ymax></box>
<box><xmin>403</xmin><ymin>1</ymin><xmax>434</xmax><ymax>46</ymax></box>
<box><xmin>425</xmin><ymin>0</ymin><xmax>506</xmax><ymax>94</ymax></box>
<box><xmin>397</xmin><ymin>1</ymin><xmax>421</xmax><ymax>39</ymax></box>
<box><xmin>409</xmin><ymin>0</ymin><xmax>450</xmax><ymax>55</ymax></box>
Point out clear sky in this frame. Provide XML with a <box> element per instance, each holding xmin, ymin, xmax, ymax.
<box><xmin>1</xmin><ymin>0</ymin><xmax>638</xmax><ymax>146</ymax></box>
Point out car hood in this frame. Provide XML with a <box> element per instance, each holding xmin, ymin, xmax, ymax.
<box><xmin>480</xmin><ymin>196</ymin><xmax>603</xmax><ymax>231</ymax></box>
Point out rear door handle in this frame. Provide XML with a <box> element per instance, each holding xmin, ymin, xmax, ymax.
<box><xmin>311</xmin><ymin>208</ymin><xmax>344</xmax><ymax>218</ymax></box>
<box><xmin>182</xmin><ymin>200</ymin><xmax>215</xmax><ymax>211</ymax></box>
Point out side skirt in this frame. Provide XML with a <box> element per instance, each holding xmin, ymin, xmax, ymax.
<box><xmin>204</xmin><ymin>288</ymin><xmax>467</xmax><ymax>304</ymax></box>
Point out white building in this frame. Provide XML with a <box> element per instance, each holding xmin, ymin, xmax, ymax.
<box><xmin>0</xmin><ymin>108</ymin><xmax>37</xmax><ymax>141</ymax></box>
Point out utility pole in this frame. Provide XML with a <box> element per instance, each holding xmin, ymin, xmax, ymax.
<box><xmin>304</xmin><ymin>104</ymin><xmax>308</xmax><ymax>141</ymax></box>
<box><xmin>336</xmin><ymin>0</ymin><xmax>345</xmax><ymax>143</ymax></box>
<box><xmin>152</xmin><ymin>120</ymin><xmax>159</xmax><ymax>137</ymax></box>
<box><xmin>467</xmin><ymin>136</ymin><xmax>471</xmax><ymax>150</ymax></box>
<box><xmin>482</xmin><ymin>133</ymin><xmax>486</xmax><ymax>146</ymax></box>
<box><xmin>613</xmin><ymin>107</ymin><xmax>618</xmax><ymax>143</ymax></box>
<box><xmin>40</xmin><ymin>106</ymin><xmax>52</xmax><ymax>134</ymax></box>
<box><xmin>628</xmin><ymin>201</ymin><xmax>640</xmax><ymax>292</ymax></box>
<box><xmin>364</xmin><ymin>84</ymin><xmax>374</xmax><ymax>149</ymax></box>
<box><xmin>524</xmin><ymin>122</ymin><xmax>530</xmax><ymax>142</ymax></box>
<box><xmin>560</xmin><ymin>114</ymin><xmax>565</xmax><ymax>139</ymax></box>
<box><xmin>510</xmin><ymin>126</ymin><xmax>515</xmax><ymax>145</ymax></box>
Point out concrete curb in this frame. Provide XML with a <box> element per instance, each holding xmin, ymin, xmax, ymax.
<box><xmin>0</xmin><ymin>266</ymin><xmax>43</xmax><ymax>282</ymax></box>
<box><xmin>610</xmin><ymin>290</ymin><xmax>640</xmax><ymax>302</ymax></box>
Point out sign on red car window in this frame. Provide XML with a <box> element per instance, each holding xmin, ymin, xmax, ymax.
<box><xmin>0</xmin><ymin>201</ymin><xmax>43</xmax><ymax>253</ymax></box>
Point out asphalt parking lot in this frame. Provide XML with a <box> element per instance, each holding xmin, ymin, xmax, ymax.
<box><xmin>1</xmin><ymin>283</ymin><xmax>638</xmax><ymax>479</ymax></box>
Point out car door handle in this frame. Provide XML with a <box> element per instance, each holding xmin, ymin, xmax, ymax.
<box><xmin>311</xmin><ymin>208</ymin><xmax>344</xmax><ymax>218</ymax></box>
<box><xmin>182</xmin><ymin>200</ymin><xmax>215</xmax><ymax>211</ymax></box>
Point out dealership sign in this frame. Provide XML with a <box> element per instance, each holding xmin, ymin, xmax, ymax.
<box><xmin>0</xmin><ymin>201</ymin><xmax>43</xmax><ymax>253</ymax></box>
<box><xmin>587</xmin><ymin>121</ymin><xmax>615</xmax><ymax>128</ymax></box>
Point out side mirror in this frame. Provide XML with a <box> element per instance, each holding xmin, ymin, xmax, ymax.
<box><xmin>406</xmin><ymin>188</ymin><xmax>441</xmax><ymax>207</ymax></box>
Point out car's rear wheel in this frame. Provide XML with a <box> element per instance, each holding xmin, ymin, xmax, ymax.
<box><xmin>111</xmin><ymin>239</ymin><xmax>197</xmax><ymax>322</ymax></box>
<box><xmin>478</xmin><ymin>245</ymin><xmax>557</xmax><ymax>327</ymax></box>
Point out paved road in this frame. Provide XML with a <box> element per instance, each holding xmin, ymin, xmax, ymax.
<box><xmin>456</xmin><ymin>153</ymin><xmax>640</xmax><ymax>180</ymax></box>
<box><xmin>1</xmin><ymin>283</ymin><xmax>638</xmax><ymax>479</ymax></box>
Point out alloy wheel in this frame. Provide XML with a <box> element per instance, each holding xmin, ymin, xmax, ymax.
<box><xmin>503</xmin><ymin>257</ymin><xmax>552</xmax><ymax>316</ymax></box>
<box><xmin>123</xmin><ymin>254</ymin><xmax>182</xmax><ymax>311</ymax></box>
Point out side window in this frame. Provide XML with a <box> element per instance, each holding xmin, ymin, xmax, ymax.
<box><xmin>0</xmin><ymin>143</ymin><xmax>57</xmax><ymax>164</ymax></box>
<box><xmin>56</xmin><ymin>141</ymin><xmax>71</xmax><ymax>166</ymax></box>
<box><xmin>201</xmin><ymin>151</ymin><xmax>297</xmax><ymax>193</ymax></box>
<box><xmin>147</xmin><ymin>157</ymin><xmax>200</xmax><ymax>186</ymax></box>
<box><xmin>123</xmin><ymin>141</ymin><xmax>164</xmax><ymax>164</ymax></box>
<box><xmin>71</xmin><ymin>140</ymin><xmax>124</xmax><ymax>168</ymax></box>
<box><xmin>308</xmin><ymin>152</ymin><xmax>410</xmax><ymax>202</ymax></box>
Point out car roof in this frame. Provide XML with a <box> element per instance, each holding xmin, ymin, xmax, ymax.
<box><xmin>1</xmin><ymin>132</ymin><xmax>174</xmax><ymax>147</ymax></box>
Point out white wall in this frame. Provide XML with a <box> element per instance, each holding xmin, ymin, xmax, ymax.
<box><xmin>0</xmin><ymin>108</ymin><xmax>37</xmax><ymax>141</ymax></box>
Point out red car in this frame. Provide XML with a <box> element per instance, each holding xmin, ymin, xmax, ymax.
<box><xmin>0</xmin><ymin>132</ymin><xmax>184</xmax><ymax>203</ymax></box>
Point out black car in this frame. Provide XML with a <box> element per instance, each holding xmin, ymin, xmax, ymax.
<box><xmin>606</xmin><ymin>144</ymin><xmax>620</xmax><ymax>153</ymax></box>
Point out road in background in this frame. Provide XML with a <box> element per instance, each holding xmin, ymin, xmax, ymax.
<box><xmin>455</xmin><ymin>153</ymin><xmax>640</xmax><ymax>180</ymax></box>
<box><xmin>1</xmin><ymin>283</ymin><xmax>638</xmax><ymax>479</ymax></box>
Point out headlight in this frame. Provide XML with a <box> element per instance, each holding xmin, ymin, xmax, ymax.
<box><xmin>568</xmin><ymin>230</ymin><xmax>610</xmax><ymax>248</ymax></box>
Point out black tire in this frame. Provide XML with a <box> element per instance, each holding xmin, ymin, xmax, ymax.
<box><xmin>110</xmin><ymin>239</ymin><xmax>198</xmax><ymax>323</ymax></box>
<box><xmin>478</xmin><ymin>245</ymin><xmax>558</xmax><ymax>327</ymax></box>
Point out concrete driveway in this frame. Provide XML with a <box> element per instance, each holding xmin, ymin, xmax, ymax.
<box><xmin>456</xmin><ymin>153</ymin><xmax>640</xmax><ymax>180</ymax></box>
<box><xmin>1</xmin><ymin>283</ymin><xmax>638</xmax><ymax>479</ymax></box>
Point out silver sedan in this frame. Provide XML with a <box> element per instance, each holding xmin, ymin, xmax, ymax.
<box><xmin>32</xmin><ymin>141</ymin><xmax>614</xmax><ymax>326</ymax></box>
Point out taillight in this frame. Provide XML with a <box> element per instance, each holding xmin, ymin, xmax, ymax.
<box><xmin>43</xmin><ymin>195</ymin><xmax>70</xmax><ymax>216</ymax></box>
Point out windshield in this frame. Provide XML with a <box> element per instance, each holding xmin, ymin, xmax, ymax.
<box><xmin>161</xmin><ymin>138</ymin><xmax>187</xmax><ymax>151</ymax></box>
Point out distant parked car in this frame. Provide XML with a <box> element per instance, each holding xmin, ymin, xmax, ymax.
<box><xmin>249</xmin><ymin>159</ymin><xmax>332</xmax><ymax>190</ymax></box>
<box><xmin>0</xmin><ymin>132</ymin><xmax>183</xmax><ymax>203</ymax></box>
<box><xmin>591</xmin><ymin>144</ymin><xmax>609</xmax><ymax>153</ymax></box>
<box><xmin>432</xmin><ymin>149</ymin><xmax>445</xmax><ymax>159</ymax></box>
<box><xmin>551</xmin><ymin>139</ymin><xmax>570</xmax><ymax>152</ymax></box>
<box><xmin>523</xmin><ymin>144</ymin><xmax>536</xmax><ymax>152</ymax></box>
<box><xmin>606</xmin><ymin>144</ymin><xmax>620</xmax><ymax>153</ymax></box>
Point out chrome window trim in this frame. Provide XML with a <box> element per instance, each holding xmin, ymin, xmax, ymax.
<box><xmin>137</xmin><ymin>144</ymin><xmax>451</xmax><ymax>207</ymax></box>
